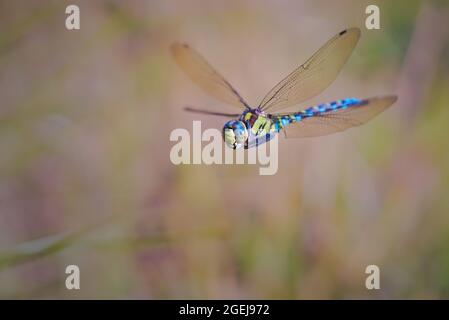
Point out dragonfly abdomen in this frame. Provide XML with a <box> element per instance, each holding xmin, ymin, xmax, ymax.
<box><xmin>271</xmin><ymin>97</ymin><xmax>362</xmax><ymax>131</ymax></box>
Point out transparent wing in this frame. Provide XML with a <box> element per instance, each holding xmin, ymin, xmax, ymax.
<box><xmin>171</xmin><ymin>42</ymin><xmax>250</xmax><ymax>110</ymax></box>
<box><xmin>281</xmin><ymin>96</ymin><xmax>397</xmax><ymax>138</ymax></box>
<box><xmin>184</xmin><ymin>106</ymin><xmax>240</xmax><ymax>117</ymax></box>
<box><xmin>259</xmin><ymin>28</ymin><xmax>361</xmax><ymax>113</ymax></box>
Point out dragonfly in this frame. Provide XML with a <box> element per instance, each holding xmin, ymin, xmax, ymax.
<box><xmin>171</xmin><ymin>27</ymin><xmax>397</xmax><ymax>149</ymax></box>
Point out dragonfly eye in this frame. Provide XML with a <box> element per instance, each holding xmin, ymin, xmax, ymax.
<box><xmin>223</xmin><ymin>120</ymin><xmax>248</xmax><ymax>149</ymax></box>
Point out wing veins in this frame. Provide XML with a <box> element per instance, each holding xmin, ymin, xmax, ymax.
<box><xmin>258</xmin><ymin>28</ymin><xmax>361</xmax><ymax>113</ymax></box>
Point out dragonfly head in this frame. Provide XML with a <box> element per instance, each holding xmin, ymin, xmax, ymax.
<box><xmin>223</xmin><ymin>120</ymin><xmax>248</xmax><ymax>149</ymax></box>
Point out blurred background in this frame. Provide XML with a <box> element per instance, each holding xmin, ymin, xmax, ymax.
<box><xmin>0</xmin><ymin>0</ymin><xmax>449</xmax><ymax>299</ymax></box>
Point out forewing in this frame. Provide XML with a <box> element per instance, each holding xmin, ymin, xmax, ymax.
<box><xmin>259</xmin><ymin>28</ymin><xmax>361</xmax><ymax>113</ymax></box>
<box><xmin>281</xmin><ymin>96</ymin><xmax>397</xmax><ymax>138</ymax></box>
<box><xmin>171</xmin><ymin>42</ymin><xmax>249</xmax><ymax>110</ymax></box>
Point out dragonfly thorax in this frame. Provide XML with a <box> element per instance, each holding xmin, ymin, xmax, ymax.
<box><xmin>223</xmin><ymin>120</ymin><xmax>248</xmax><ymax>149</ymax></box>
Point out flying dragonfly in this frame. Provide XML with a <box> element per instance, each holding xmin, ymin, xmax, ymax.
<box><xmin>170</xmin><ymin>28</ymin><xmax>397</xmax><ymax>149</ymax></box>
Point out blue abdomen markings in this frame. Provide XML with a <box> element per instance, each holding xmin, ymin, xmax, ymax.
<box><xmin>271</xmin><ymin>98</ymin><xmax>361</xmax><ymax>131</ymax></box>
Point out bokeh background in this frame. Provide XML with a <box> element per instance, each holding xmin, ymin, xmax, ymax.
<box><xmin>1</xmin><ymin>0</ymin><xmax>449</xmax><ymax>299</ymax></box>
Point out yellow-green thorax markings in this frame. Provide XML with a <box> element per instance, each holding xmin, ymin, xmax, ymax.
<box><xmin>242</xmin><ymin>111</ymin><xmax>275</xmax><ymax>136</ymax></box>
<box><xmin>241</xmin><ymin>109</ymin><xmax>299</xmax><ymax>136</ymax></box>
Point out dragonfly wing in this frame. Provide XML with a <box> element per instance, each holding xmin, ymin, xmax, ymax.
<box><xmin>281</xmin><ymin>96</ymin><xmax>397</xmax><ymax>138</ymax></box>
<box><xmin>184</xmin><ymin>106</ymin><xmax>240</xmax><ymax>117</ymax></box>
<box><xmin>171</xmin><ymin>42</ymin><xmax>250</xmax><ymax>110</ymax></box>
<box><xmin>259</xmin><ymin>28</ymin><xmax>361</xmax><ymax>113</ymax></box>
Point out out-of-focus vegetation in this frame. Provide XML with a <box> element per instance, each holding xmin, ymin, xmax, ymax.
<box><xmin>0</xmin><ymin>0</ymin><xmax>448</xmax><ymax>299</ymax></box>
